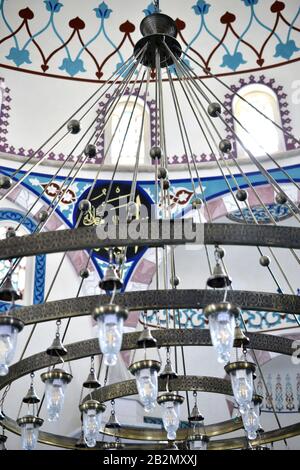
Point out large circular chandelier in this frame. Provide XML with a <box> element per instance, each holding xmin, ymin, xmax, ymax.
<box><xmin>0</xmin><ymin>0</ymin><xmax>300</xmax><ymax>452</ymax></box>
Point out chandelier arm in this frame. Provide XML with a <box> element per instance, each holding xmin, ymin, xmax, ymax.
<box><xmin>177</xmin><ymin>54</ymin><xmax>300</xmax><ymax>210</ymax></box>
<box><xmin>0</xmin><ymin>55</ymin><xmax>142</xmax><ymax>295</ymax></box>
<box><xmin>181</xmin><ymin>57</ymin><xmax>300</xmax><ymax>196</ymax></box>
<box><xmin>181</xmin><ymin>49</ymin><xmax>300</xmax><ymax>148</ymax></box>
<box><xmin>165</xmin><ymin>43</ymin><xmax>300</xmax><ymax>221</ymax></box>
<box><xmin>0</xmin><ymin>53</ymin><xmax>136</xmax><ymax>203</ymax></box>
<box><xmin>170</xmin><ymin>56</ymin><xmax>300</xmax><ymax>304</ymax></box>
<box><xmin>17</xmin><ymin>62</ymin><xmax>143</xmax><ymax>365</ymax></box>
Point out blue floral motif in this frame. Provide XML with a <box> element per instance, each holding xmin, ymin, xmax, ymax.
<box><xmin>6</xmin><ymin>47</ymin><xmax>31</xmax><ymax>66</ymax></box>
<box><xmin>220</xmin><ymin>52</ymin><xmax>247</xmax><ymax>71</ymax></box>
<box><xmin>59</xmin><ymin>57</ymin><xmax>86</xmax><ymax>76</ymax></box>
<box><xmin>274</xmin><ymin>40</ymin><xmax>300</xmax><ymax>60</ymax></box>
<box><xmin>241</xmin><ymin>0</ymin><xmax>259</xmax><ymax>6</ymax></box>
<box><xmin>44</xmin><ymin>0</ymin><xmax>63</xmax><ymax>13</ymax></box>
<box><xmin>143</xmin><ymin>3</ymin><xmax>158</xmax><ymax>16</ymax></box>
<box><xmin>94</xmin><ymin>2</ymin><xmax>112</xmax><ymax>19</ymax></box>
<box><xmin>192</xmin><ymin>0</ymin><xmax>211</xmax><ymax>15</ymax></box>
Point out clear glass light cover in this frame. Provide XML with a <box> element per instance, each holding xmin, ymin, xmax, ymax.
<box><xmin>136</xmin><ymin>367</ymin><xmax>158</xmax><ymax>412</ymax></box>
<box><xmin>83</xmin><ymin>409</ymin><xmax>101</xmax><ymax>448</ymax></box>
<box><xmin>230</xmin><ymin>368</ymin><xmax>254</xmax><ymax>409</ymax></box>
<box><xmin>242</xmin><ymin>403</ymin><xmax>260</xmax><ymax>440</ymax></box>
<box><xmin>45</xmin><ymin>378</ymin><xmax>66</xmax><ymax>422</ymax></box>
<box><xmin>208</xmin><ymin>310</ymin><xmax>235</xmax><ymax>364</ymax></box>
<box><xmin>20</xmin><ymin>423</ymin><xmax>39</xmax><ymax>451</ymax></box>
<box><xmin>97</xmin><ymin>314</ymin><xmax>124</xmax><ymax>366</ymax></box>
<box><xmin>162</xmin><ymin>401</ymin><xmax>181</xmax><ymax>441</ymax></box>
<box><xmin>0</xmin><ymin>325</ymin><xmax>18</xmax><ymax>376</ymax></box>
<box><xmin>190</xmin><ymin>437</ymin><xmax>208</xmax><ymax>451</ymax></box>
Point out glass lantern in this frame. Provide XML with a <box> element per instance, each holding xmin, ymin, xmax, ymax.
<box><xmin>0</xmin><ymin>316</ymin><xmax>24</xmax><ymax>376</ymax></box>
<box><xmin>157</xmin><ymin>393</ymin><xmax>184</xmax><ymax>441</ymax></box>
<box><xmin>41</xmin><ymin>369</ymin><xmax>72</xmax><ymax>422</ymax></box>
<box><xmin>225</xmin><ymin>361</ymin><xmax>256</xmax><ymax>412</ymax></box>
<box><xmin>93</xmin><ymin>305</ymin><xmax>128</xmax><ymax>366</ymax></box>
<box><xmin>189</xmin><ymin>435</ymin><xmax>209</xmax><ymax>450</ymax></box>
<box><xmin>242</xmin><ymin>395</ymin><xmax>262</xmax><ymax>440</ymax></box>
<box><xmin>0</xmin><ymin>434</ymin><xmax>7</xmax><ymax>451</ymax></box>
<box><xmin>79</xmin><ymin>400</ymin><xmax>106</xmax><ymax>448</ymax></box>
<box><xmin>204</xmin><ymin>303</ymin><xmax>239</xmax><ymax>364</ymax></box>
<box><xmin>17</xmin><ymin>416</ymin><xmax>43</xmax><ymax>451</ymax></box>
<box><xmin>129</xmin><ymin>360</ymin><xmax>161</xmax><ymax>412</ymax></box>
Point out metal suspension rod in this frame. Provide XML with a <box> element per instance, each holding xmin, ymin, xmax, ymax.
<box><xmin>16</xmin><ymin>57</ymin><xmax>145</xmax><ymax>364</ymax></box>
<box><xmin>181</xmin><ymin>50</ymin><xmax>300</xmax><ymax>147</ymax></box>
<box><xmin>0</xmin><ymin>55</ymin><xmax>142</xmax><ymax>291</ymax></box>
<box><xmin>178</xmin><ymin>55</ymin><xmax>300</xmax><ymax>197</ymax></box>
<box><xmin>0</xmin><ymin>55</ymin><xmax>136</xmax><ymax>201</ymax></box>
<box><xmin>170</xmin><ymin>51</ymin><xmax>300</xmax><ymax>326</ymax></box>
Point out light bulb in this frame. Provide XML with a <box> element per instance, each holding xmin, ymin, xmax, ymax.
<box><xmin>231</xmin><ymin>369</ymin><xmax>254</xmax><ymax>408</ymax></box>
<box><xmin>0</xmin><ymin>324</ymin><xmax>18</xmax><ymax>376</ymax></box>
<box><xmin>162</xmin><ymin>402</ymin><xmax>180</xmax><ymax>441</ymax></box>
<box><xmin>205</xmin><ymin>304</ymin><xmax>237</xmax><ymax>364</ymax></box>
<box><xmin>136</xmin><ymin>367</ymin><xmax>158</xmax><ymax>412</ymax></box>
<box><xmin>83</xmin><ymin>410</ymin><xmax>101</xmax><ymax>448</ymax></box>
<box><xmin>97</xmin><ymin>313</ymin><xmax>124</xmax><ymax>366</ymax></box>
<box><xmin>45</xmin><ymin>378</ymin><xmax>66</xmax><ymax>422</ymax></box>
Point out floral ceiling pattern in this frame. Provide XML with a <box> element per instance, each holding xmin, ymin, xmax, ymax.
<box><xmin>0</xmin><ymin>0</ymin><xmax>299</xmax><ymax>82</ymax></box>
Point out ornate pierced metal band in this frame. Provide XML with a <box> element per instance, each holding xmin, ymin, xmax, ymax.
<box><xmin>15</xmin><ymin>289</ymin><xmax>300</xmax><ymax>325</ymax></box>
<box><xmin>0</xmin><ymin>330</ymin><xmax>294</xmax><ymax>390</ymax></box>
<box><xmin>0</xmin><ymin>223</ymin><xmax>300</xmax><ymax>260</ymax></box>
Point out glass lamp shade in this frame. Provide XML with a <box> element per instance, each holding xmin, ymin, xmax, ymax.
<box><xmin>129</xmin><ymin>360</ymin><xmax>161</xmax><ymax>412</ymax></box>
<box><xmin>225</xmin><ymin>362</ymin><xmax>256</xmax><ymax>410</ymax></box>
<box><xmin>157</xmin><ymin>393</ymin><xmax>184</xmax><ymax>441</ymax></box>
<box><xmin>0</xmin><ymin>435</ymin><xmax>7</xmax><ymax>450</ymax></box>
<box><xmin>17</xmin><ymin>416</ymin><xmax>43</xmax><ymax>451</ymax></box>
<box><xmin>204</xmin><ymin>303</ymin><xmax>239</xmax><ymax>364</ymax></box>
<box><xmin>242</xmin><ymin>404</ymin><xmax>259</xmax><ymax>440</ymax></box>
<box><xmin>93</xmin><ymin>305</ymin><xmax>128</xmax><ymax>366</ymax></box>
<box><xmin>0</xmin><ymin>317</ymin><xmax>24</xmax><ymax>376</ymax></box>
<box><xmin>79</xmin><ymin>400</ymin><xmax>106</xmax><ymax>448</ymax></box>
<box><xmin>242</xmin><ymin>395</ymin><xmax>262</xmax><ymax>440</ymax></box>
<box><xmin>189</xmin><ymin>435</ymin><xmax>209</xmax><ymax>450</ymax></box>
<box><xmin>41</xmin><ymin>370</ymin><xmax>72</xmax><ymax>422</ymax></box>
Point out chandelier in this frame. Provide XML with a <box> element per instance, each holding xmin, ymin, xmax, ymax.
<box><xmin>0</xmin><ymin>0</ymin><xmax>300</xmax><ymax>451</ymax></box>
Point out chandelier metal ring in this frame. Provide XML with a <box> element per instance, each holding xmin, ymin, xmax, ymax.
<box><xmin>0</xmin><ymin>223</ymin><xmax>300</xmax><ymax>261</ymax></box>
<box><xmin>9</xmin><ymin>289</ymin><xmax>300</xmax><ymax>325</ymax></box>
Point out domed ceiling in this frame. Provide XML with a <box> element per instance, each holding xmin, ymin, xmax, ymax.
<box><xmin>0</xmin><ymin>0</ymin><xmax>299</xmax><ymax>82</ymax></box>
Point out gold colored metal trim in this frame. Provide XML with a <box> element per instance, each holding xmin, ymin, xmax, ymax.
<box><xmin>204</xmin><ymin>302</ymin><xmax>240</xmax><ymax>319</ymax></box>
<box><xmin>79</xmin><ymin>400</ymin><xmax>106</xmax><ymax>414</ymax></box>
<box><xmin>129</xmin><ymin>359</ymin><xmax>161</xmax><ymax>375</ymax></box>
<box><xmin>224</xmin><ymin>361</ymin><xmax>256</xmax><ymax>374</ymax></box>
<box><xmin>16</xmin><ymin>415</ymin><xmax>44</xmax><ymax>428</ymax></box>
<box><xmin>157</xmin><ymin>392</ymin><xmax>185</xmax><ymax>405</ymax></box>
<box><xmin>93</xmin><ymin>304</ymin><xmax>128</xmax><ymax>321</ymax></box>
<box><xmin>40</xmin><ymin>369</ymin><xmax>73</xmax><ymax>384</ymax></box>
<box><xmin>0</xmin><ymin>315</ymin><xmax>24</xmax><ymax>332</ymax></box>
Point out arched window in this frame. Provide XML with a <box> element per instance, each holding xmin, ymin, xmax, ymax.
<box><xmin>109</xmin><ymin>96</ymin><xmax>149</xmax><ymax>166</ymax></box>
<box><xmin>233</xmin><ymin>84</ymin><xmax>284</xmax><ymax>157</ymax></box>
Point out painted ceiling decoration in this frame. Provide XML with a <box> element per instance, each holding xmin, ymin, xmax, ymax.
<box><xmin>0</xmin><ymin>0</ymin><xmax>299</xmax><ymax>82</ymax></box>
